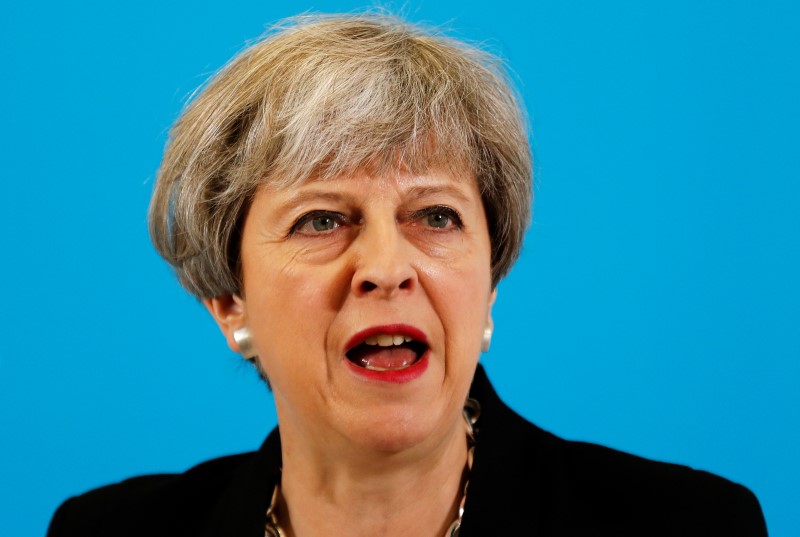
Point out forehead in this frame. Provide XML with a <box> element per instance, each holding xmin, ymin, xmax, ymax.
<box><xmin>263</xmin><ymin>167</ymin><xmax>480</xmax><ymax>204</ymax></box>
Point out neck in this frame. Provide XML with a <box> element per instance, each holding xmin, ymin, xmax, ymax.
<box><xmin>276</xmin><ymin>413</ymin><xmax>469</xmax><ymax>537</ymax></box>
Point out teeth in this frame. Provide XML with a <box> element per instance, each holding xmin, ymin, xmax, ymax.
<box><xmin>377</xmin><ymin>334</ymin><xmax>394</xmax><ymax>347</ymax></box>
<box><xmin>363</xmin><ymin>356</ymin><xmax>414</xmax><ymax>371</ymax></box>
<box><xmin>362</xmin><ymin>334</ymin><xmax>416</xmax><ymax>347</ymax></box>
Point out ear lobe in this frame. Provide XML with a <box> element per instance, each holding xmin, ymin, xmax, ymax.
<box><xmin>481</xmin><ymin>289</ymin><xmax>496</xmax><ymax>353</ymax></box>
<box><xmin>202</xmin><ymin>295</ymin><xmax>247</xmax><ymax>354</ymax></box>
<box><xmin>487</xmin><ymin>288</ymin><xmax>497</xmax><ymax>326</ymax></box>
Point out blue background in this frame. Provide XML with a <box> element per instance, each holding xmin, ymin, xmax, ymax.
<box><xmin>2</xmin><ymin>1</ymin><xmax>798</xmax><ymax>535</ymax></box>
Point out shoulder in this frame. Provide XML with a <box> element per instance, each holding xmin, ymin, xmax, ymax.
<box><xmin>465</xmin><ymin>367</ymin><xmax>767</xmax><ymax>536</ymax></box>
<box><xmin>47</xmin><ymin>452</ymin><xmax>255</xmax><ymax>537</ymax></box>
<box><xmin>474</xmin><ymin>410</ymin><xmax>766</xmax><ymax>536</ymax></box>
<box><xmin>554</xmin><ymin>437</ymin><xmax>766</xmax><ymax>535</ymax></box>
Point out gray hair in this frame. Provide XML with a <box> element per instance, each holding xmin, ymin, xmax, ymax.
<box><xmin>149</xmin><ymin>13</ymin><xmax>532</xmax><ymax>298</ymax></box>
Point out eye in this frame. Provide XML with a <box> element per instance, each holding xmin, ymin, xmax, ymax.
<box><xmin>413</xmin><ymin>205</ymin><xmax>463</xmax><ymax>230</ymax></box>
<box><xmin>426</xmin><ymin>212</ymin><xmax>451</xmax><ymax>229</ymax></box>
<box><xmin>291</xmin><ymin>211</ymin><xmax>347</xmax><ymax>236</ymax></box>
<box><xmin>310</xmin><ymin>215</ymin><xmax>337</xmax><ymax>232</ymax></box>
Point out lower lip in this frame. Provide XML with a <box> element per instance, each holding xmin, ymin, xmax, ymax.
<box><xmin>344</xmin><ymin>352</ymin><xmax>429</xmax><ymax>384</ymax></box>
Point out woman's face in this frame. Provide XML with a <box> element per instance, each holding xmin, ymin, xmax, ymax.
<box><xmin>209</xmin><ymin>168</ymin><xmax>495</xmax><ymax>454</ymax></box>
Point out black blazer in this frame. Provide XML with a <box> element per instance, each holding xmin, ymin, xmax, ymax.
<box><xmin>48</xmin><ymin>366</ymin><xmax>767</xmax><ymax>536</ymax></box>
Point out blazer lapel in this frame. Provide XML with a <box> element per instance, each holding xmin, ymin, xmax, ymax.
<box><xmin>200</xmin><ymin>428</ymin><xmax>283</xmax><ymax>537</ymax></box>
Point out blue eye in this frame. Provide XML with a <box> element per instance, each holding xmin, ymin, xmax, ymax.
<box><xmin>292</xmin><ymin>211</ymin><xmax>346</xmax><ymax>235</ymax></box>
<box><xmin>416</xmin><ymin>205</ymin><xmax>462</xmax><ymax>230</ymax></box>
<box><xmin>427</xmin><ymin>212</ymin><xmax>451</xmax><ymax>228</ymax></box>
<box><xmin>311</xmin><ymin>215</ymin><xmax>338</xmax><ymax>232</ymax></box>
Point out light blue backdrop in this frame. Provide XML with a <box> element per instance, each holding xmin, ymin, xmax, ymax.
<box><xmin>2</xmin><ymin>1</ymin><xmax>798</xmax><ymax>535</ymax></box>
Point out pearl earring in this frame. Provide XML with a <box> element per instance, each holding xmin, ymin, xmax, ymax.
<box><xmin>233</xmin><ymin>327</ymin><xmax>257</xmax><ymax>359</ymax></box>
<box><xmin>481</xmin><ymin>325</ymin><xmax>493</xmax><ymax>353</ymax></box>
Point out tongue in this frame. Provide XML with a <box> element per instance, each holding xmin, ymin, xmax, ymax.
<box><xmin>355</xmin><ymin>346</ymin><xmax>418</xmax><ymax>371</ymax></box>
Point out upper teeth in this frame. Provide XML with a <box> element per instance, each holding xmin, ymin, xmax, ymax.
<box><xmin>364</xmin><ymin>334</ymin><xmax>414</xmax><ymax>347</ymax></box>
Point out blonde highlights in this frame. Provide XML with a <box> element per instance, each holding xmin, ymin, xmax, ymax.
<box><xmin>149</xmin><ymin>13</ymin><xmax>532</xmax><ymax>298</ymax></box>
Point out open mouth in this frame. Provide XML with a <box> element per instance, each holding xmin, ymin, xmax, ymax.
<box><xmin>345</xmin><ymin>334</ymin><xmax>428</xmax><ymax>371</ymax></box>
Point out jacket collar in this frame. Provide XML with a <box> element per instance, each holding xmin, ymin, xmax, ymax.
<box><xmin>200</xmin><ymin>427</ymin><xmax>282</xmax><ymax>537</ymax></box>
<box><xmin>200</xmin><ymin>364</ymin><xmax>535</xmax><ymax>536</ymax></box>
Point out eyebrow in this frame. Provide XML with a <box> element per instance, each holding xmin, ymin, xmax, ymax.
<box><xmin>274</xmin><ymin>182</ymin><xmax>473</xmax><ymax>215</ymax></box>
<box><xmin>401</xmin><ymin>184</ymin><xmax>473</xmax><ymax>204</ymax></box>
<box><xmin>280</xmin><ymin>190</ymin><xmax>354</xmax><ymax>208</ymax></box>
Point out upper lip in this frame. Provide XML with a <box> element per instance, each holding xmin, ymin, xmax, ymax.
<box><xmin>344</xmin><ymin>324</ymin><xmax>429</xmax><ymax>353</ymax></box>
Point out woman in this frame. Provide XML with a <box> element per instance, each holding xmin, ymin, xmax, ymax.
<box><xmin>48</xmin><ymin>14</ymin><xmax>766</xmax><ymax>536</ymax></box>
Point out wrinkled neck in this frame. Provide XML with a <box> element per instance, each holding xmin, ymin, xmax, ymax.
<box><xmin>276</xmin><ymin>410</ymin><xmax>469</xmax><ymax>537</ymax></box>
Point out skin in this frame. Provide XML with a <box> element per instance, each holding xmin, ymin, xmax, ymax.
<box><xmin>205</xmin><ymin>168</ymin><xmax>496</xmax><ymax>536</ymax></box>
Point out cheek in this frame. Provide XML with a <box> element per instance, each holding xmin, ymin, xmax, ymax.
<box><xmin>245</xmin><ymin>262</ymin><xmax>341</xmax><ymax>375</ymax></box>
<box><xmin>426</xmin><ymin>260</ymin><xmax>492</xmax><ymax>346</ymax></box>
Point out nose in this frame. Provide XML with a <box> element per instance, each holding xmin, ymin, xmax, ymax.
<box><xmin>350</xmin><ymin>219</ymin><xmax>417</xmax><ymax>298</ymax></box>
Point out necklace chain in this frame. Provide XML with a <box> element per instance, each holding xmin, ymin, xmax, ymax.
<box><xmin>265</xmin><ymin>398</ymin><xmax>480</xmax><ymax>537</ymax></box>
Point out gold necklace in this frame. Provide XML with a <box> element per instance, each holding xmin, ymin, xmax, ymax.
<box><xmin>264</xmin><ymin>398</ymin><xmax>480</xmax><ymax>537</ymax></box>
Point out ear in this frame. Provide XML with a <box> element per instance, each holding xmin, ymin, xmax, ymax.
<box><xmin>487</xmin><ymin>288</ymin><xmax>497</xmax><ymax>329</ymax></box>
<box><xmin>202</xmin><ymin>294</ymin><xmax>247</xmax><ymax>355</ymax></box>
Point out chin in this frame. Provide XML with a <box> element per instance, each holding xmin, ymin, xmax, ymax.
<box><xmin>344</xmin><ymin>405</ymin><xmax>443</xmax><ymax>455</ymax></box>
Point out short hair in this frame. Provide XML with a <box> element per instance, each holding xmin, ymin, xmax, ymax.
<box><xmin>149</xmin><ymin>13</ymin><xmax>532</xmax><ymax>298</ymax></box>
